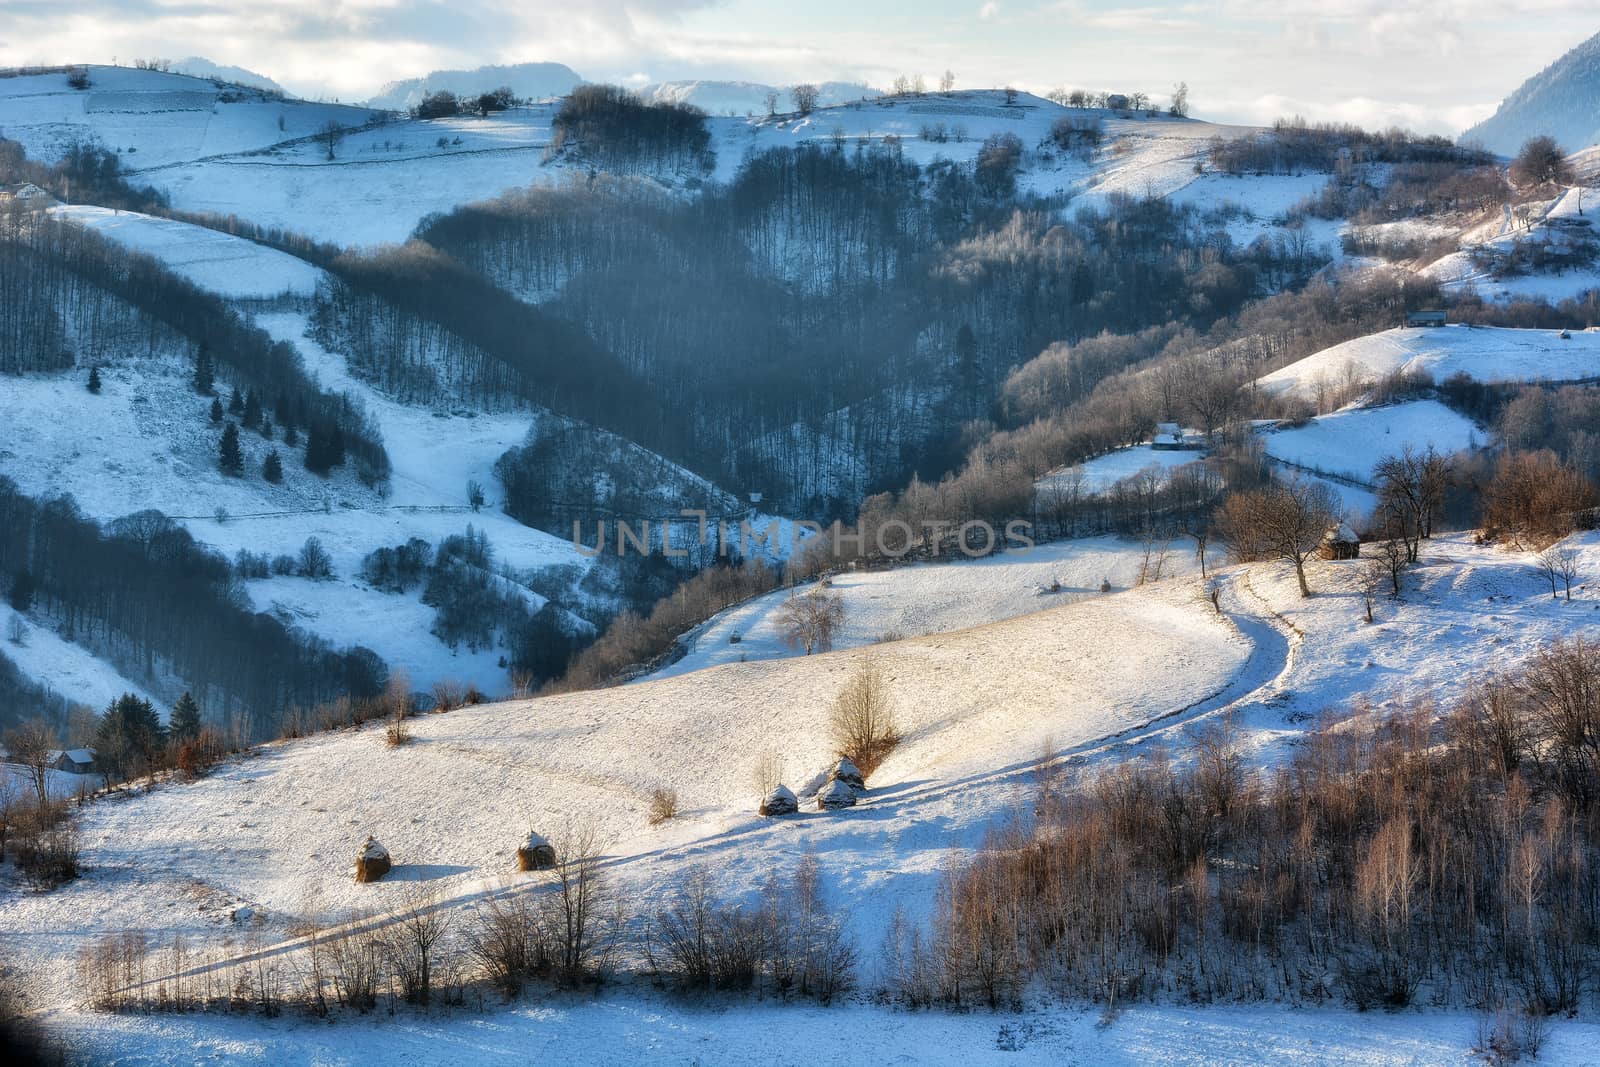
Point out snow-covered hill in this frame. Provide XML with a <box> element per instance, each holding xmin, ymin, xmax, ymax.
<box><xmin>10</xmin><ymin>530</ymin><xmax>1600</xmax><ymax>1063</ymax></box>
<box><xmin>640</xmin><ymin>79</ymin><xmax>880</xmax><ymax>116</ymax></box>
<box><xmin>1257</xmin><ymin>324</ymin><xmax>1600</xmax><ymax>400</ymax></box>
<box><xmin>0</xmin><ymin>66</ymin><xmax>380</xmax><ymax>170</ymax></box>
<box><xmin>1461</xmin><ymin>30</ymin><xmax>1600</xmax><ymax>157</ymax></box>
<box><xmin>0</xmin><ymin>77</ymin><xmax>1261</xmax><ymax>247</ymax></box>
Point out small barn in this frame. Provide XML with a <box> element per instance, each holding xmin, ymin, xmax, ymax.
<box><xmin>1319</xmin><ymin>522</ymin><xmax>1360</xmax><ymax>561</ymax></box>
<box><xmin>52</xmin><ymin>748</ymin><xmax>97</xmax><ymax>774</ymax></box>
<box><xmin>1405</xmin><ymin>310</ymin><xmax>1447</xmax><ymax>328</ymax></box>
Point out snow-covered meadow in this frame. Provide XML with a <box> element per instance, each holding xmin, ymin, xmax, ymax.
<box><xmin>1257</xmin><ymin>324</ymin><xmax>1600</xmax><ymax>401</ymax></box>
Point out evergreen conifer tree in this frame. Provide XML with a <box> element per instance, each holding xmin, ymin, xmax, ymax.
<box><xmin>219</xmin><ymin>422</ymin><xmax>244</xmax><ymax>476</ymax></box>
<box><xmin>243</xmin><ymin>389</ymin><xmax>261</xmax><ymax>429</ymax></box>
<box><xmin>228</xmin><ymin>385</ymin><xmax>244</xmax><ymax>415</ymax></box>
<box><xmin>87</xmin><ymin>365</ymin><xmax>102</xmax><ymax>393</ymax></box>
<box><xmin>169</xmin><ymin>692</ymin><xmax>202</xmax><ymax>744</ymax></box>
<box><xmin>210</xmin><ymin>396</ymin><xmax>224</xmax><ymax>423</ymax></box>
<box><xmin>193</xmin><ymin>344</ymin><xmax>215</xmax><ymax>394</ymax></box>
<box><xmin>263</xmin><ymin>449</ymin><xmax>283</xmax><ymax>483</ymax></box>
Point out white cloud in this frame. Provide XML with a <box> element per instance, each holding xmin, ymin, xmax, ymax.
<box><xmin>979</xmin><ymin>2</ymin><xmax>1001</xmax><ymax>20</ymax></box>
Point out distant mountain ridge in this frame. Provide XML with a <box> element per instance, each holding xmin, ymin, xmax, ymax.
<box><xmin>365</xmin><ymin>61</ymin><xmax>583</xmax><ymax>109</ymax></box>
<box><xmin>173</xmin><ymin>57</ymin><xmax>287</xmax><ymax>94</ymax></box>
<box><xmin>1462</xmin><ymin>30</ymin><xmax>1600</xmax><ymax>156</ymax></box>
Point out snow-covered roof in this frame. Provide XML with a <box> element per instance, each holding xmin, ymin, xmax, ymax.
<box><xmin>1326</xmin><ymin>522</ymin><xmax>1359</xmax><ymax>544</ymax></box>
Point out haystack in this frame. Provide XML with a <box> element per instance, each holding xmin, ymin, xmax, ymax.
<box><xmin>1318</xmin><ymin>521</ymin><xmax>1360</xmax><ymax>561</ymax></box>
<box><xmin>354</xmin><ymin>836</ymin><xmax>391</xmax><ymax>883</ymax></box>
<box><xmin>759</xmin><ymin>784</ymin><xmax>798</xmax><ymax>816</ymax></box>
<box><xmin>829</xmin><ymin>756</ymin><xmax>865</xmax><ymax>792</ymax></box>
<box><xmin>817</xmin><ymin>778</ymin><xmax>857</xmax><ymax>810</ymax></box>
<box><xmin>517</xmin><ymin>831</ymin><xmax>557</xmax><ymax>871</ymax></box>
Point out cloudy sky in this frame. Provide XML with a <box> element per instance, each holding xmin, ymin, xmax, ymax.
<box><xmin>1</xmin><ymin>0</ymin><xmax>1595</xmax><ymax>133</ymax></box>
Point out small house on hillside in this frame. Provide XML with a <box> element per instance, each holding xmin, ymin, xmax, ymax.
<box><xmin>1319</xmin><ymin>522</ymin><xmax>1360</xmax><ymax>561</ymax></box>
<box><xmin>1152</xmin><ymin>423</ymin><xmax>1203</xmax><ymax>450</ymax></box>
<box><xmin>1405</xmin><ymin>310</ymin><xmax>1447</xmax><ymax>328</ymax></box>
<box><xmin>52</xmin><ymin>748</ymin><xmax>97</xmax><ymax>774</ymax></box>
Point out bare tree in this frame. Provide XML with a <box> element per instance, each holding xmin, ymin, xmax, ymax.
<box><xmin>1169</xmin><ymin>81</ymin><xmax>1189</xmax><ymax>118</ymax></box>
<box><xmin>1216</xmin><ymin>477</ymin><xmax>1339</xmax><ymax>596</ymax></box>
<box><xmin>776</xmin><ymin>589</ymin><xmax>845</xmax><ymax>654</ymax></box>
<box><xmin>763</xmin><ymin>88</ymin><xmax>779</xmax><ymax>116</ymax></box>
<box><xmin>1359</xmin><ymin>559</ymin><xmax>1383</xmax><ymax>623</ymax></box>
<box><xmin>1536</xmin><ymin>544</ymin><xmax>1580</xmax><ymax>601</ymax></box>
<box><xmin>1378</xmin><ymin>536</ymin><xmax>1408</xmax><ymax>598</ymax></box>
<box><xmin>829</xmin><ymin>656</ymin><xmax>900</xmax><ymax>778</ymax></box>
<box><xmin>791</xmin><ymin>83</ymin><xmax>820</xmax><ymax>116</ymax></box>
<box><xmin>939</xmin><ymin>69</ymin><xmax>956</xmax><ymax>93</ymax></box>
<box><xmin>316</xmin><ymin>120</ymin><xmax>345</xmax><ymax>161</ymax></box>
<box><xmin>5</xmin><ymin>718</ymin><xmax>56</xmax><ymax>806</ymax></box>
<box><xmin>384</xmin><ymin>885</ymin><xmax>452</xmax><ymax>1005</ymax></box>
<box><xmin>546</xmin><ymin>820</ymin><xmax>620</xmax><ymax>985</ymax></box>
<box><xmin>748</xmin><ymin>747</ymin><xmax>784</xmax><ymax>803</ymax></box>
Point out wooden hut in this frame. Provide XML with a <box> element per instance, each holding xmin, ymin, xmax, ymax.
<box><xmin>354</xmin><ymin>836</ymin><xmax>391</xmax><ymax>883</ymax></box>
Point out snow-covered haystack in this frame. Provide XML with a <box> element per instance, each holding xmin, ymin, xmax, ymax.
<box><xmin>354</xmin><ymin>836</ymin><xmax>391</xmax><ymax>883</ymax></box>
<box><xmin>816</xmin><ymin>779</ymin><xmax>857</xmax><ymax>811</ymax></box>
<box><xmin>1319</xmin><ymin>523</ymin><xmax>1361</xmax><ymax>561</ymax></box>
<box><xmin>516</xmin><ymin>831</ymin><xmax>556</xmax><ymax>871</ymax></box>
<box><xmin>828</xmin><ymin>756</ymin><xmax>864</xmax><ymax>793</ymax></box>
<box><xmin>758</xmin><ymin>784</ymin><xmax>798</xmax><ymax>816</ymax></box>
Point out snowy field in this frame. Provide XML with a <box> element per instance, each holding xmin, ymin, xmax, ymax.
<box><xmin>1258</xmin><ymin>400</ymin><xmax>1483</xmax><ymax>485</ymax></box>
<box><xmin>8</xmin><ymin>532</ymin><xmax>1600</xmax><ymax>1061</ymax></box>
<box><xmin>0</xmin><ymin>575</ymin><xmax>1251</xmax><ymax>1010</ymax></box>
<box><xmin>1036</xmin><ymin>443</ymin><xmax>1205</xmax><ymax>497</ymax></box>
<box><xmin>43</xmin><ymin>994</ymin><xmax>1600</xmax><ymax>1066</ymax></box>
<box><xmin>1257</xmin><ymin>324</ymin><xmax>1600</xmax><ymax>400</ymax></box>
<box><xmin>649</xmin><ymin>536</ymin><xmax>1208</xmax><ymax>681</ymax></box>
<box><xmin>49</xmin><ymin>205</ymin><xmax>324</xmax><ymax>298</ymax></box>
<box><xmin>0</xmin><ymin>67</ymin><xmax>379</xmax><ymax>169</ymax></box>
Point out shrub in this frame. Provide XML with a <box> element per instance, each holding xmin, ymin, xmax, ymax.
<box><xmin>177</xmin><ymin>728</ymin><xmax>226</xmax><ymax>778</ymax></box>
<box><xmin>432</xmin><ymin>679</ymin><xmax>467</xmax><ymax>712</ymax></box>
<box><xmin>828</xmin><ymin>657</ymin><xmax>900</xmax><ymax>779</ymax></box>
<box><xmin>648</xmin><ymin>786</ymin><xmax>678</xmax><ymax>825</ymax></box>
<box><xmin>385</xmin><ymin>718</ymin><xmax>412</xmax><ymax>747</ymax></box>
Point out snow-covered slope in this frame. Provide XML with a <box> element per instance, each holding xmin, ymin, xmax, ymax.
<box><xmin>640</xmin><ymin>79</ymin><xmax>880</xmax><ymax>116</ymax></box>
<box><xmin>0</xmin><ymin>573</ymin><xmax>1251</xmax><ymax>1007</ymax></box>
<box><xmin>11</xmin><ymin>530</ymin><xmax>1600</xmax><ymax>1064</ymax></box>
<box><xmin>649</xmin><ymin>536</ymin><xmax>1207</xmax><ymax>681</ymax></box>
<box><xmin>1257</xmin><ymin>324</ymin><xmax>1600</xmax><ymax>400</ymax></box>
<box><xmin>1259</xmin><ymin>400</ymin><xmax>1483</xmax><ymax>486</ymax></box>
<box><xmin>0</xmin><ymin>602</ymin><xmax>161</xmax><ymax>711</ymax></box>
<box><xmin>49</xmin><ymin>205</ymin><xmax>323</xmax><ymax>298</ymax></box>
<box><xmin>0</xmin><ymin>66</ymin><xmax>380</xmax><ymax>170</ymax></box>
<box><xmin>1461</xmin><ymin>30</ymin><xmax>1600</xmax><ymax>157</ymax></box>
<box><xmin>0</xmin><ymin>85</ymin><xmax>1263</xmax><ymax>248</ymax></box>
